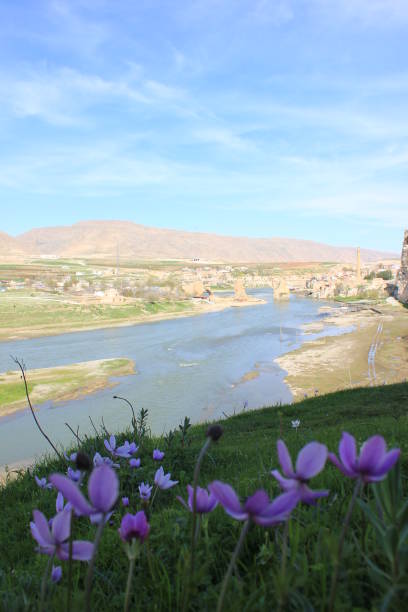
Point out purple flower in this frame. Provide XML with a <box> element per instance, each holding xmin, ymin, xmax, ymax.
<box><xmin>209</xmin><ymin>481</ymin><xmax>299</xmax><ymax>526</ymax></box>
<box><xmin>51</xmin><ymin>565</ymin><xmax>62</xmax><ymax>583</ymax></box>
<box><xmin>93</xmin><ymin>452</ymin><xmax>119</xmax><ymax>469</ymax></box>
<box><xmin>129</xmin><ymin>458</ymin><xmax>141</xmax><ymax>469</ymax></box>
<box><xmin>139</xmin><ymin>482</ymin><xmax>152</xmax><ymax>501</ymax></box>
<box><xmin>50</xmin><ymin>464</ymin><xmax>119</xmax><ymax>521</ymax></box>
<box><xmin>64</xmin><ymin>452</ymin><xmax>77</xmax><ymax>462</ymax></box>
<box><xmin>328</xmin><ymin>432</ymin><xmax>400</xmax><ymax>483</ymax></box>
<box><xmin>104</xmin><ymin>435</ymin><xmax>117</xmax><ymax>455</ymax></box>
<box><xmin>177</xmin><ymin>485</ymin><xmax>218</xmax><ymax>514</ymax></box>
<box><xmin>30</xmin><ymin>508</ymin><xmax>93</xmax><ymax>561</ymax></box>
<box><xmin>118</xmin><ymin>511</ymin><xmax>150</xmax><ymax>543</ymax></box>
<box><xmin>55</xmin><ymin>492</ymin><xmax>71</xmax><ymax>514</ymax></box>
<box><xmin>153</xmin><ymin>449</ymin><xmax>165</xmax><ymax>461</ymax></box>
<box><xmin>122</xmin><ymin>497</ymin><xmax>129</xmax><ymax>507</ymax></box>
<box><xmin>271</xmin><ymin>440</ymin><xmax>329</xmax><ymax>505</ymax></box>
<box><xmin>67</xmin><ymin>467</ymin><xmax>81</xmax><ymax>483</ymax></box>
<box><xmin>154</xmin><ymin>467</ymin><xmax>178</xmax><ymax>490</ymax></box>
<box><xmin>35</xmin><ymin>476</ymin><xmax>53</xmax><ymax>490</ymax></box>
<box><xmin>116</xmin><ymin>441</ymin><xmax>139</xmax><ymax>458</ymax></box>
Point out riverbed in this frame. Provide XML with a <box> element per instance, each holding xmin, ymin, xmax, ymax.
<box><xmin>0</xmin><ymin>290</ymin><xmax>348</xmax><ymax>468</ymax></box>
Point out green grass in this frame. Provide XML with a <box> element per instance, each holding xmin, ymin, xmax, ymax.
<box><xmin>0</xmin><ymin>296</ymin><xmax>192</xmax><ymax>339</ymax></box>
<box><xmin>0</xmin><ymin>381</ymin><xmax>34</xmax><ymax>405</ymax></box>
<box><xmin>1</xmin><ymin>383</ymin><xmax>407</xmax><ymax>610</ymax></box>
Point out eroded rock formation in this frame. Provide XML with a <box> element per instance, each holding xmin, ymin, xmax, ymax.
<box><xmin>273</xmin><ymin>277</ymin><xmax>290</xmax><ymax>300</ymax></box>
<box><xmin>233</xmin><ymin>279</ymin><xmax>248</xmax><ymax>301</ymax></box>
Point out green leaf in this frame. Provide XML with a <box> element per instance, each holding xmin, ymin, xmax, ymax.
<box><xmin>357</xmin><ymin>498</ymin><xmax>385</xmax><ymax>536</ymax></box>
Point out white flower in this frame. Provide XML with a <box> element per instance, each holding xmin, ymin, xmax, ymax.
<box><xmin>291</xmin><ymin>419</ymin><xmax>301</xmax><ymax>430</ymax></box>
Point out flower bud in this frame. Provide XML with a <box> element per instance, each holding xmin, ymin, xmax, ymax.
<box><xmin>75</xmin><ymin>451</ymin><xmax>91</xmax><ymax>471</ymax></box>
<box><xmin>206</xmin><ymin>424</ymin><xmax>223</xmax><ymax>442</ymax></box>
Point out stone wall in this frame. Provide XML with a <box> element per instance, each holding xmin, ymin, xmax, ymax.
<box><xmin>396</xmin><ymin>230</ymin><xmax>408</xmax><ymax>303</ymax></box>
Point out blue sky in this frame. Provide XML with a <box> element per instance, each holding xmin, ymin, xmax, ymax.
<box><xmin>0</xmin><ymin>0</ymin><xmax>407</xmax><ymax>252</ymax></box>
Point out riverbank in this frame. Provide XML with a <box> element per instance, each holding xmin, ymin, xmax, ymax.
<box><xmin>0</xmin><ymin>294</ymin><xmax>265</xmax><ymax>342</ymax></box>
<box><xmin>276</xmin><ymin>301</ymin><xmax>408</xmax><ymax>399</ymax></box>
<box><xmin>0</xmin><ymin>358</ymin><xmax>135</xmax><ymax>417</ymax></box>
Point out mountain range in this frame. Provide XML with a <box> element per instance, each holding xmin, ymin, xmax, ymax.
<box><xmin>0</xmin><ymin>221</ymin><xmax>398</xmax><ymax>263</ymax></box>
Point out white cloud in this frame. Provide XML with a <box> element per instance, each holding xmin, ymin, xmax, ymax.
<box><xmin>193</xmin><ymin>127</ymin><xmax>255</xmax><ymax>151</ymax></box>
<box><xmin>0</xmin><ymin>66</ymin><xmax>192</xmax><ymax>124</ymax></box>
<box><xmin>312</xmin><ymin>0</ymin><xmax>408</xmax><ymax>26</ymax></box>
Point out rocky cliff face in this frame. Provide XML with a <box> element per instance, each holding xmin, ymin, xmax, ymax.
<box><xmin>396</xmin><ymin>230</ymin><xmax>408</xmax><ymax>303</ymax></box>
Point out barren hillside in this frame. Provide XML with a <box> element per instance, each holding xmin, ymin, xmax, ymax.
<box><xmin>1</xmin><ymin>220</ymin><xmax>397</xmax><ymax>262</ymax></box>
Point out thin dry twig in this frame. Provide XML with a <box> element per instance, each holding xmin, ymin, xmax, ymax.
<box><xmin>65</xmin><ymin>422</ymin><xmax>84</xmax><ymax>446</ymax></box>
<box><xmin>11</xmin><ymin>356</ymin><xmax>63</xmax><ymax>462</ymax></box>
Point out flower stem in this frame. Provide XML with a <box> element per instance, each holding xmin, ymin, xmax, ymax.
<box><xmin>146</xmin><ymin>541</ymin><xmax>155</xmax><ymax>581</ymax></box>
<box><xmin>66</xmin><ymin>510</ymin><xmax>74</xmax><ymax>612</ymax></box>
<box><xmin>150</xmin><ymin>486</ymin><xmax>159</xmax><ymax>510</ymax></box>
<box><xmin>217</xmin><ymin>520</ymin><xmax>250</xmax><ymax>612</ymax></box>
<box><xmin>277</xmin><ymin>519</ymin><xmax>290</xmax><ymax>612</ymax></box>
<box><xmin>183</xmin><ymin>436</ymin><xmax>212</xmax><ymax>612</ymax></box>
<box><xmin>328</xmin><ymin>479</ymin><xmax>362</xmax><ymax>611</ymax></box>
<box><xmin>85</xmin><ymin>514</ymin><xmax>106</xmax><ymax>612</ymax></box>
<box><xmin>190</xmin><ymin>437</ymin><xmax>211</xmax><ymax>575</ymax></box>
<box><xmin>124</xmin><ymin>556</ymin><xmax>135</xmax><ymax>612</ymax></box>
<box><xmin>40</xmin><ymin>553</ymin><xmax>55</xmax><ymax>612</ymax></box>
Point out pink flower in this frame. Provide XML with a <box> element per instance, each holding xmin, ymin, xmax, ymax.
<box><xmin>50</xmin><ymin>464</ymin><xmax>119</xmax><ymax>521</ymax></box>
<box><xmin>30</xmin><ymin>508</ymin><xmax>93</xmax><ymax>561</ymax></box>
<box><xmin>118</xmin><ymin>511</ymin><xmax>150</xmax><ymax>543</ymax></box>
<box><xmin>271</xmin><ymin>440</ymin><xmax>329</xmax><ymax>504</ymax></box>
<box><xmin>177</xmin><ymin>485</ymin><xmax>218</xmax><ymax>514</ymax></box>
<box><xmin>154</xmin><ymin>467</ymin><xmax>178</xmax><ymax>490</ymax></box>
<box><xmin>328</xmin><ymin>432</ymin><xmax>400</xmax><ymax>483</ymax></box>
<box><xmin>209</xmin><ymin>481</ymin><xmax>298</xmax><ymax>526</ymax></box>
<box><xmin>153</xmin><ymin>449</ymin><xmax>165</xmax><ymax>461</ymax></box>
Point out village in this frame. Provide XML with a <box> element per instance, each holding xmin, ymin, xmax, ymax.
<box><xmin>0</xmin><ymin>237</ymin><xmax>405</xmax><ymax>308</ymax></box>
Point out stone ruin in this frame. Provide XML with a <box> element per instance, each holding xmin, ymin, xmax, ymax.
<box><xmin>396</xmin><ymin>229</ymin><xmax>408</xmax><ymax>304</ymax></box>
<box><xmin>182</xmin><ymin>280</ymin><xmax>204</xmax><ymax>297</ymax></box>
<box><xmin>272</xmin><ymin>277</ymin><xmax>290</xmax><ymax>300</ymax></box>
<box><xmin>233</xmin><ymin>279</ymin><xmax>248</xmax><ymax>301</ymax></box>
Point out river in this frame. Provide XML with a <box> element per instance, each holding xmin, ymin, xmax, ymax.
<box><xmin>0</xmin><ymin>291</ymin><xmax>348</xmax><ymax>468</ymax></box>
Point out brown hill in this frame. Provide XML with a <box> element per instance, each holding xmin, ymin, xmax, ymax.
<box><xmin>2</xmin><ymin>220</ymin><xmax>397</xmax><ymax>262</ymax></box>
<box><xmin>0</xmin><ymin>231</ymin><xmax>28</xmax><ymax>256</ymax></box>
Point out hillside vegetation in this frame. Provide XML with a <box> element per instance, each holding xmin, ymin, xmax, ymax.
<box><xmin>1</xmin><ymin>383</ymin><xmax>407</xmax><ymax>610</ymax></box>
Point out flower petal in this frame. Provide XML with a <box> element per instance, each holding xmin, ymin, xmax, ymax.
<box><xmin>296</xmin><ymin>442</ymin><xmax>327</xmax><ymax>480</ymax></box>
<box><xmin>299</xmin><ymin>484</ymin><xmax>329</xmax><ymax>505</ymax></box>
<box><xmin>244</xmin><ymin>490</ymin><xmax>270</xmax><ymax>515</ymax></box>
<box><xmin>270</xmin><ymin>470</ymin><xmax>298</xmax><ymax>492</ymax></box>
<box><xmin>359</xmin><ymin>435</ymin><xmax>386</xmax><ymax>473</ymax></box>
<box><xmin>328</xmin><ymin>452</ymin><xmax>356</xmax><ymax>478</ymax></box>
<box><xmin>367</xmin><ymin>449</ymin><xmax>400</xmax><ymax>480</ymax></box>
<box><xmin>50</xmin><ymin>474</ymin><xmax>93</xmax><ymax>516</ymax></box>
<box><xmin>58</xmin><ymin>541</ymin><xmax>94</xmax><ymax>561</ymax></box>
<box><xmin>253</xmin><ymin>490</ymin><xmax>299</xmax><ymax>526</ymax></box>
<box><xmin>277</xmin><ymin>440</ymin><xmax>294</xmax><ymax>477</ymax></box>
<box><xmin>208</xmin><ymin>481</ymin><xmax>247</xmax><ymax>520</ymax></box>
<box><xmin>32</xmin><ymin>510</ymin><xmax>53</xmax><ymax>545</ymax></box>
<box><xmin>51</xmin><ymin>509</ymin><xmax>71</xmax><ymax>544</ymax></box>
<box><xmin>56</xmin><ymin>492</ymin><xmax>64</xmax><ymax>513</ymax></box>
<box><xmin>339</xmin><ymin>432</ymin><xmax>357</xmax><ymax>473</ymax></box>
<box><xmin>88</xmin><ymin>464</ymin><xmax>119</xmax><ymax>512</ymax></box>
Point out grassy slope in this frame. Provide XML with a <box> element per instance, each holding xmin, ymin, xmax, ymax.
<box><xmin>0</xmin><ymin>293</ymin><xmax>191</xmax><ymax>340</ymax></box>
<box><xmin>0</xmin><ymin>358</ymin><xmax>135</xmax><ymax>415</ymax></box>
<box><xmin>1</xmin><ymin>383</ymin><xmax>407</xmax><ymax>610</ymax></box>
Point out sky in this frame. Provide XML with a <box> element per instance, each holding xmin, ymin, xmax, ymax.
<box><xmin>0</xmin><ymin>0</ymin><xmax>407</xmax><ymax>252</ymax></box>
